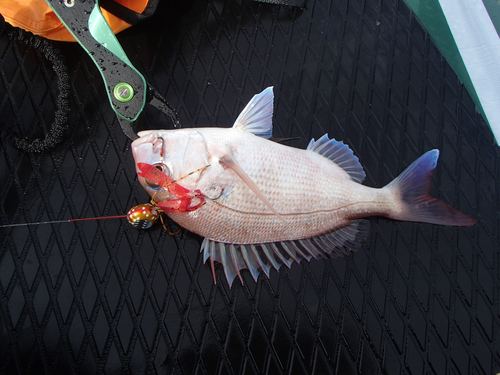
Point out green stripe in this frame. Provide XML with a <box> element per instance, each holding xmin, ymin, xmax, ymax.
<box><xmin>404</xmin><ymin>0</ymin><xmax>500</xmax><ymax>124</ymax></box>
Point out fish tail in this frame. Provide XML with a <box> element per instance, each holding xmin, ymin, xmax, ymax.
<box><xmin>383</xmin><ymin>150</ymin><xmax>475</xmax><ymax>226</ymax></box>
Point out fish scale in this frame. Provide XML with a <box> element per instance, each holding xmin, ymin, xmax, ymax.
<box><xmin>164</xmin><ymin>130</ymin><xmax>375</xmax><ymax>243</ymax></box>
<box><xmin>169</xmin><ymin>202</ymin><xmax>353</xmax><ymax>244</ymax></box>
<box><xmin>200</xmin><ymin>129</ymin><xmax>356</xmax><ymax>216</ymax></box>
<box><xmin>132</xmin><ymin>87</ymin><xmax>475</xmax><ymax>286</ymax></box>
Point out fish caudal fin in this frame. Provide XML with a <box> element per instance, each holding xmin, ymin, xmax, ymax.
<box><xmin>384</xmin><ymin>150</ymin><xmax>475</xmax><ymax>226</ymax></box>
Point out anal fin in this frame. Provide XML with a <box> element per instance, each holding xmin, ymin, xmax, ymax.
<box><xmin>200</xmin><ymin>220</ymin><xmax>370</xmax><ymax>287</ymax></box>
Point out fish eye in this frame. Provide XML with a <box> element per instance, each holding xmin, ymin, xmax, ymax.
<box><xmin>153</xmin><ymin>163</ymin><xmax>170</xmax><ymax>175</ymax></box>
<box><xmin>145</xmin><ymin>163</ymin><xmax>170</xmax><ymax>189</ymax></box>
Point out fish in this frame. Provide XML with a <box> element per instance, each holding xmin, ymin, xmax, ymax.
<box><xmin>131</xmin><ymin>87</ymin><xmax>475</xmax><ymax>286</ymax></box>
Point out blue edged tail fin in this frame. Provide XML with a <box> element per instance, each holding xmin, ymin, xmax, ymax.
<box><xmin>385</xmin><ymin>150</ymin><xmax>475</xmax><ymax>226</ymax></box>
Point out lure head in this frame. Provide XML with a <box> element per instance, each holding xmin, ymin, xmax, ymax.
<box><xmin>127</xmin><ymin>203</ymin><xmax>161</xmax><ymax>229</ymax></box>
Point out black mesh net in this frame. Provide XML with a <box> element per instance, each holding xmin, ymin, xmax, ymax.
<box><xmin>0</xmin><ymin>0</ymin><xmax>499</xmax><ymax>374</ymax></box>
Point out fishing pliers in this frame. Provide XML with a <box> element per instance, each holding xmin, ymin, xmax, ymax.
<box><xmin>45</xmin><ymin>0</ymin><xmax>180</xmax><ymax>140</ymax></box>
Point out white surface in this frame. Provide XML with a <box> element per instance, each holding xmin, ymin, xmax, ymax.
<box><xmin>438</xmin><ymin>0</ymin><xmax>500</xmax><ymax>145</ymax></box>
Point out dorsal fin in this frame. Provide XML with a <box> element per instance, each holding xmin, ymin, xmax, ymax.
<box><xmin>307</xmin><ymin>134</ymin><xmax>366</xmax><ymax>183</ymax></box>
<box><xmin>232</xmin><ymin>87</ymin><xmax>274</xmax><ymax>138</ymax></box>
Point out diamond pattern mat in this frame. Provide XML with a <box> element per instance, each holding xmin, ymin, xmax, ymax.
<box><xmin>0</xmin><ymin>0</ymin><xmax>499</xmax><ymax>374</ymax></box>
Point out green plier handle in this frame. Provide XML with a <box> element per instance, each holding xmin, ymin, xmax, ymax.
<box><xmin>45</xmin><ymin>0</ymin><xmax>179</xmax><ymax>140</ymax></box>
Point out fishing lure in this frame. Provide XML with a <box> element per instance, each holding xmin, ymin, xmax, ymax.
<box><xmin>127</xmin><ymin>163</ymin><xmax>210</xmax><ymax>230</ymax></box>
<box><xmin>0</xmin><ymin>166</ymin><xmax>208</xmax><ymax>230</ymax></box>
<box><xmin>137</xmin><ymin>162</ymin><xmax>209</xmax><ymax>213</ymax></box>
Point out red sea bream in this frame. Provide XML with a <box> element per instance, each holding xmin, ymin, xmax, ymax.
<box><xmin>131</xmin><ymin>87</ymin><xmax>475</xmax><ymax>285</ymax></box>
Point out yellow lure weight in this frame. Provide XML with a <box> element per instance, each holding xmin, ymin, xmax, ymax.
<box><xmin>127</xmin><ymin>203</ymin><xmax>161</xmax><ymax>229</ymax></box>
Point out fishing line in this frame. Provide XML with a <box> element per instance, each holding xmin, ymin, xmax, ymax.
<box><xmin>1</xmin><ymin>165</ymin><xmax>212</xmax><ymax>229</ymax></box>
<box><xmin>0</xmin><ymin>215</ymin><xmax>128</xmax><ymax>228</ymax></box>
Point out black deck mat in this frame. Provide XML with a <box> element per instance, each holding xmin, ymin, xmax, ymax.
<box><xmin>0</xmin><ymin>0</ymin><xmax>499</xmax><ymax>374</ymax></box>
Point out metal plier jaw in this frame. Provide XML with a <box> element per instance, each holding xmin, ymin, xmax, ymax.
<box><xmin>45</xmin><ymin>0</ymin><xmax>180</xmax><ymax>140</ymax></box>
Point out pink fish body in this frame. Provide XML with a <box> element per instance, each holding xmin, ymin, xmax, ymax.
<box><xmin>131</xmin><ymin>87</ymin><xmax>475</xmax><ymax>285</ymax></box>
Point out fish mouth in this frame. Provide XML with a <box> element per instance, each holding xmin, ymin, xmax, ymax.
<box><xmin>137</xmin><ymin>130</ymin><xmax>155</xmax><ymax>138</ymax></box>
<box><xmin>131</xmin><ymin>131</ymin><xmax>164</xmax><ymax>172</ymax></box>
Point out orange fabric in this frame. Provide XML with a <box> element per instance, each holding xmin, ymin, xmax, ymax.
<box><xmin>1</xmin><ymin>0</ymin><xmax>148</xmax><ymax>41</ymax></box>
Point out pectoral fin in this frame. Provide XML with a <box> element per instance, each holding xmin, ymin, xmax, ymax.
<box><xmin>219</xmin><ymin>153</ymin><xmax>279</xmax><ymax>215</ymax></box>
